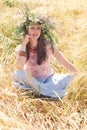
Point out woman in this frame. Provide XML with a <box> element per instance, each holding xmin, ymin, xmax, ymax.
<box><xmin>13</xmin><ymin>12</ymin><xmax>78</xmax><ymax>98</ymax></box>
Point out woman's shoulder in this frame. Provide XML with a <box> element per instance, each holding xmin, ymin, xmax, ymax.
<box><xmin>45</xmin><ymin>39</ymin><xmax>53</xmax><ymax>54</ymax></box>
<box><xmin>45</xmin><ymin>39</ymin><xmax>57</xmax><ymax>52</ymax></box>
<box><xmin>15</xmin><ymin>44</ymin><xmax>22</xmax><ymax>53</ymax></box>
<box><xmin>46</xmin><ymin>42</ymin><xmax>51</xmax><ymax>50</ymax></box>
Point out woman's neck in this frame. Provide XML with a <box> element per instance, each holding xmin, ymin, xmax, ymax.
<box><xmin>30</xmin><ymin>40</ymin><xmax>38</xmax><ymax>49</ymax></box>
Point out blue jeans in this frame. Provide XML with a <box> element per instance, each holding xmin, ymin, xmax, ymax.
<box><xmin>13</xmin><ymin>69</ymin><xmax>74</xmax><ymax>98</ymax></box>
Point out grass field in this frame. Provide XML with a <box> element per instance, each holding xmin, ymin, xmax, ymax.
<box><xmin>0</xmin><ymin>0</ymin><xmax>87</xmax><ymax>129</ymax></box>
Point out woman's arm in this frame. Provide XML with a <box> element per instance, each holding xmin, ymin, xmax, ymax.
<box><xmin>53</xmin><ymin>46</ymin><xmax>78</xmax><ymax>73</ymax></box>
<box><xmin>15</xmin><ymin>34</ymin><xmax>30</xmax><ymax>70</ymax></box>
<box><xmin>15</xmin><ymin>44</ymin><xmax>27</xmax><ymax>70</ymax></box>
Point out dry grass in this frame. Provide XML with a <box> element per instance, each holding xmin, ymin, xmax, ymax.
<box><xmin>0</xmin><ymin>0</ymin><xmax>87</xmax><ymax>129</ymax></box>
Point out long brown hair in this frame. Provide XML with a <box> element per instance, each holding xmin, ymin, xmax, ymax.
<box><xmin>25</xmin><ymin>22</ymin><xmax>54</xmax><ymax>65</ymax></box>
<box><xmin>26</xmin><ymin>31</ymin><xmax>47</xmax><ymax>65</ymax></box>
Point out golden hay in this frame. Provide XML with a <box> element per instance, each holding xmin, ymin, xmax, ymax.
<box><xmin>75</xmin><ymin>46</ymin><xmax>87</xmax><ymax>72</ymax></box>
<box><xmin>65</xmin><ymin>73</ymin><xmax>87</xmax><ymax>108</ymax></box>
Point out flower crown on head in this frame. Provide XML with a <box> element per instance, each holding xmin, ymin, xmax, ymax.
<box><xmin>14</xmin><ymin>6</ymin><xmax>58</xmax><ymax>45</ymax></box>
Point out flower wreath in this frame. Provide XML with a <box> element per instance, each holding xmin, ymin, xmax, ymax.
<box><xmin>14</xmin><ymin>6</ymin><xmax>58</xmax><ymax>46</ymax></box>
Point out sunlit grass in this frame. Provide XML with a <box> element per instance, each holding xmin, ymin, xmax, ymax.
<box><xmin>0</xmin><ymin>0</ymin><xmax>87</xmax><ymax>129</ymax></box>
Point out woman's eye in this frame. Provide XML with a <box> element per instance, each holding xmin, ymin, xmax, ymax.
<box><xmin>30</xmin><ymin>27</ymin><xmax>41</xmax><ymax>30</ymax></box>
<box><xmin>31</xmin><ymin>27</ymin><xmax>34</xmax><ymax>29</ymax></box>
<box><xmin>37</xmin><ymin>28</ymin><xmax>41</xmax><ymax>30</ymax></box>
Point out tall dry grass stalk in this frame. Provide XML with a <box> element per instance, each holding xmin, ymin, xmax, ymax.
<box><xmin>0</xmin><ymin>0</ymin><xmax>87</xmax><ymax>129</ymax></box>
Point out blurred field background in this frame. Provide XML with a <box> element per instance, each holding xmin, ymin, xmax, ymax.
<box><xmin>0</xmin><ymin>0</ymin><xmax>87</xmax><ymax>129</ymax></box>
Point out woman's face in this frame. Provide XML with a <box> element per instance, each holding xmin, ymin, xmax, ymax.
<box><xmin>28</xmin><ymin>23</ymin><xmax>41</xmax><ymax>40</ymax></box>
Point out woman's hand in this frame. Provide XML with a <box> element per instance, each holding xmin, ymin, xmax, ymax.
<box><xmin>22</xmin><ymin>34</ymin><xmax>32</xmax><ymax>45</ymax></box>
<box><xmin>20</xmin><ymin>34</ymin><xmax>32</xmax><ymax>51</ymax></box>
